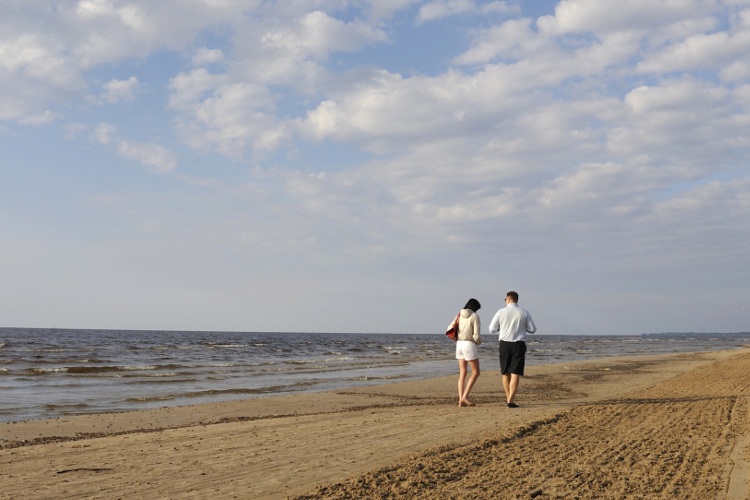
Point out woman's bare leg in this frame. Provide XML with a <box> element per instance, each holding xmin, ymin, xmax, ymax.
<box><xmin>460</xmin><ymin>359</ymin><xmax>480</xmax><ymax>405</ymax></box>
<box><xmin>457</xmin><ymin>359</ymin><xmax>468</xmax><ymax>406</ymax></box>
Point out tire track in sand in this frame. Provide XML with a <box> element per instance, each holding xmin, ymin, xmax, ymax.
<box><xmin>291</xmin><ymin>352</ymin><xmax>750</xmax><ymax>500</ymax></box>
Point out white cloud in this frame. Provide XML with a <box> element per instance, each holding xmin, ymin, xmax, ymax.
<box><xmin>61</xmin><ymin>122</ymin><xmax>88</xmax><ymax>140</ymax></box>
<box><xmin>0</xmin><ymin>33</ymin><xmax>84</xmax><ymax>121</ymax></box>
<box><xmin>0</xmin><ymin>34</ymin><xmax>79</xmax><ymax>87</ymax></box>
<box><xmin>636</xmin><ymin>29</ymin><xmax>750</xmax><ymax>73</ymax></box>
<box><xmin>297</xmin><ymin>28</ymin><xmax>644</xmax><ymax>151</ymax></box>
<box><xmin>720</xmin><ymin>61</ymin><xmax>750</xmax><ymax>80</ymax></box>
<box><xmin>0</xmin><ymin>2</ymin><xmax>398</xmax><ymax>151</ymax></box>
<box><xmin>192</xmin><ymin>47</ymin><xmax>224</xmax><ymax>66</ymax></box>
<box><xmin>230</xmin><ymin>10</ymin><xmax>389</xmax><ymax>86</ymax></box>
<box><xmin>452</xmin><ymin>17</ymin><xmax>539</xmax><ymax>64</ymax></box>
<box><xmin>362</xmin><ymin>0</ymin><xmax>423</xmax><ymax>21</ymax></box>
<box><xmin>606</xmin><ymin>78</ymin><xmax>738</xmax><ymax>164</ymax></box>
<box><xmin>267</xmin><ymin>11</ymin><xmax>388</xmax><ymax>58</ymax></box>
<box><xmin>168</xmin><ymin>68</ymin><xmax>226</xmax><ymax>110</ymax></box>
<box><xmin>116</xmin><ymin>140</ymin><xmax>178</xmax><ymax>174</ymax></box>
<box><xmin>734</xmin><ymin>83</ymin><xmax>750</xmax><ymax>108</ymax></box>
<box><xmin>168</xmin><ymin>10</ymin><xmax>390</xmax><ymax>157</ymax></box>
<box><xmin>0</xmin><ymin>0</ymin><xmax>265</xmax><ymax>123</ymax></box>
<box><xmin>169</xmin><ymin>71</ymin><xmax>289</xmax><ymax>156</ymax></box>
<box><xmin>18</xmin><ymin>110</ymin><xmax>61</xmax><ymax>126</ymax></box>
<box><xmin>154</xmin><ymin>0</ymin><xmax>750</xmax><ymax>256</ymax></box>
<box><xmin>647</xmin><ymin>16</ymin><xmax>718</xmax><ymax>47</ymax></box>
<box><xmin>482</xmin><ymin>1</ymin><xmax>518</xmax><ymax>14</ymax></box>
<box><xmin>287</xmin><ymin>26</ymin><xmax>750</xmax><ymax>272</ymax></box>
<box><xmin>100</xmin><ymin>76</ymin><xmax>140</xmax><ymax>103</ymax></box>
<box><xmin>536</xmin><ymin>0</ymin><xmax>718</xmax><ymax>36</ymax></box>
<box><xmin>739</xmin><ymin>8</ymin><xmax>750</xmax><ymax>28</ymax></box>
<box><xmin>417</xmin><ymin>0</ymin><xmax>476</xmax><ymax>24</ymax></box>
<box><xmin>416</xmin><ymin>0</ymin><xmax>517</xmax><ymax>24</ymax></box>
<box><xmin>88</xmin><ymin>121</ymin><xmax>178</xmax><ymax>173</ymax></box>
<box><xmin>64</xmin><ymin>0</ymin><xmax>261</xmax><ymax>68</ymax></box>
<box><xmin>91</xmin><ymin>122</ymin><xmax>117</xmax><ymax>144</ymax></box>
<box><xmin>297</xmin><ymin>69</ymin><xmax>486</xmax><ymax>151</ymax></box>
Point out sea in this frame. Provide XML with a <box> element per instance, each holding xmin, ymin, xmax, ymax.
<box><xmin>1</xmin><ymin>328</ymin><xmax>749</xmax><ymax>423</ymax></box>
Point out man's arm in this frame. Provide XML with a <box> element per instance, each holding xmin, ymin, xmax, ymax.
<box><xmin>489</xmin><ymin>310</ymin><xmax>501</xmax><ymax>334</ymax></box>
<box><xmin>525</xmin><ymin>311</ymin><xmax>537</xmax><ymax>334</ymax></box>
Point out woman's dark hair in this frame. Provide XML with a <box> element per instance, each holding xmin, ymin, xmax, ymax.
<box><xmin>464</xmin><ymin>298</ymin><xmax>481</xmax><ymax>312</ymax></box>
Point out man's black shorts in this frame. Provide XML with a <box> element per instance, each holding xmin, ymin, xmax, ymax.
<box><xmin>499</xmin><ymin>340</ymin><xmax>526</xmax><ymax>375</ymax></box>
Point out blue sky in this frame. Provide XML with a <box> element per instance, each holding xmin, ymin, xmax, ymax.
<box><xmin>1</xmin><ymin>0</ymin><xmax>749</xmax><ymax>334</ymax></box>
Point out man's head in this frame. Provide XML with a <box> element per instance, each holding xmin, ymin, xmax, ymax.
<box><xmin>506</xmin><ymin>291</ymin><xmax>518</xmax><ymax>304</ymax></box>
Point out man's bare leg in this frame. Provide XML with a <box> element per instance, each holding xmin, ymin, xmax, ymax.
<box><xmin>503</xmin><ymin>373</ymin><xmax>519</xmax><ymax>404</ymax></box>
<box><xmin>502</xmin><ymin>373</ymin><xmax>520</xmax><ymax>404</ymax></box>
<box><xmin>460</xmin><ymin>359</ymin><xmax>480</xmax><ymax>406</ymax></box>
<box><xmin>458</xmin><ymin>359</ymin><xmax>468</xmax><ymax>406</ymax></box>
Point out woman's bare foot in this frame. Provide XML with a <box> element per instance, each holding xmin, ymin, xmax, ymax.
<box><xmin>459</xmin><ymin>399</ymin><xmax>475</xmax><ymax>407</ymax></box>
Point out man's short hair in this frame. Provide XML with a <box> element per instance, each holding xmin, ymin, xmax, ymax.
<box><xmin>507</xmin><ymin>291</ymin><xmax>519</xmax><ymax>302</ymax></box>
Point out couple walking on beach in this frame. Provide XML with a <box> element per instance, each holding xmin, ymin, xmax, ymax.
<box><xmin>449</xmin><ymin>291</ymin><xmax>536</xmax><ymax>408</ymax></box>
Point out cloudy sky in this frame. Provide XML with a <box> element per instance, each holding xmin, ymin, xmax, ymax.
<box><xmin>1</xmin><ymin>0</ymin><xmax>749</xmax><ymax>335</ymax></box>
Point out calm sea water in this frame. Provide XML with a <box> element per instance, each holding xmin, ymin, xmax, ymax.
<box><xmin>1</xmin><ymin>328</ymin><xmax>749</xmax><ymax>423</ymax></box>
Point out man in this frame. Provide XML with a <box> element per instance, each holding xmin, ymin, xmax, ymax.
<box><xmin>489</xmin><ymin>291</ymin><xmax>536</xmax><ymax>408</ymax></box>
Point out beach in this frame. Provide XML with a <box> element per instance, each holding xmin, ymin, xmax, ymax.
<box><xmin>1</xmin><ymin>348</ymin><xmax>749</xmax><ymax>499</ymax></box>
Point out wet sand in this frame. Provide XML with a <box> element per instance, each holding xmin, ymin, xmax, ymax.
<box><xmin>1</xmin><ymin>349</ymin><xmax>749</xmax><ymax>499</ymax></box>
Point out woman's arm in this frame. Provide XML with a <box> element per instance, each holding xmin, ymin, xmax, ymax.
<box><xmin>473</xmin><ymin>314</ymin><xmax>481</xmax><ymax>344</ymax></box>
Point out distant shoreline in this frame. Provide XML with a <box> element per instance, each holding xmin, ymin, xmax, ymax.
<box><xmin>642</xmin><ymin>331</ymin><xmax>750</xmax><ymax>337</ymax></box>
<box><xmin>3</xmin><ymin>326</ymin><xmax>750</xmax><ymax>337</ymax></box>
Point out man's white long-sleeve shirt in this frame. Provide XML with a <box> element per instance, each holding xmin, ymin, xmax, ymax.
<box><xmin>489</xmin><ymin>303</ymin><xmax>536</xmax><ymax>342</ymax></box>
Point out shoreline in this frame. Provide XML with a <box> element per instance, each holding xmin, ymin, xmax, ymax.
<box><xmin>0</xmin><ymin>349</ymin><xmax>728</xmax><ymax>445</ymax></box>
<box><xmin>5</xmin><ymin>330</ymin><xmax>750</xmax><ymax>425</ymax></box>
<box><xmin>2</xmin><ymin>348</ymin><xmax>749</xmax><ymax>499</ymax></box>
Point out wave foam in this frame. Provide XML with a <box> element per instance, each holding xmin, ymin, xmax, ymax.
<box><xmin>31</xmin><ymin>367</ymin><xmax>69</xmax><ymax>374</ymax></box>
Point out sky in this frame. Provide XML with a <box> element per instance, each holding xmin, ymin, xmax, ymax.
<box><xmin>1</xmin><ymin>0</ymin><xmax>749</xmax><ymax>335</ymax></box>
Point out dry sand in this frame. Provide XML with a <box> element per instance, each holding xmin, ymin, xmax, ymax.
<box><xmin>1</xmin><ymin>349</ymin><xmax>749</xmax><ymax>499</ymax></box>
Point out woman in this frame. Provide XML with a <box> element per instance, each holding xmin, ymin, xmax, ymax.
<box><xmin>450</xmin><ymin>298</ymin><xmax>481</xmax><ymax>407</ymax></box>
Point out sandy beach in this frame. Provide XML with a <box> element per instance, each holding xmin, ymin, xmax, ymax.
<box><xmin>1</xmin><ymin>348</ymin><xmax>749</xmax><ymax>499</ymax></box>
